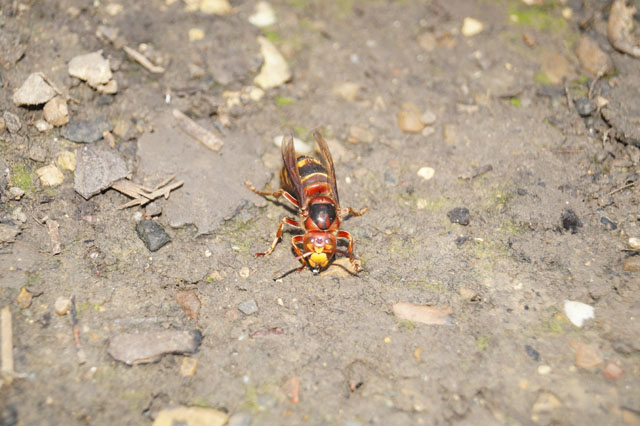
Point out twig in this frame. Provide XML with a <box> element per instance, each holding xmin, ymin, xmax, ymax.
<box><xmin>69</xmin><ymin>296</ymin><xmax>86</xmax><ymax>364</ymax></box>
<box><xmin>459</xmin><ymin>164</ymin><xmax>493</xmax><ymax>180</ymax></box>
<box><xmin>588</xmin><ymin>69</ymin><xmax>604</xmax><ymax>99</ymax></box>
<box><xmin>123</xmin><ymin>45</ymin><xmax>166</xmax><ymax>74</ymax></box>
<box><xmin>173</xmin><ymin>109</ymin><xmax>224</xmax><ymax>152</ymax></box>
<box><xmin>46</xmin><ymin>219</ymin><xmax>61</xmax><ymax>255</ymax></box>
<box><xmin>608</xmin><ymin>182</ymin><xmax>635</xmax><ymax>196</ymax></box>
<box><xmin>1</xmin><ymin>306</ymin><xmax>14</xmax><ymax>375</ymax></box>
<box><xmin>564</xmin><ymin>78</ymin><xmax>572</xmax><ymax>110</ymax></box>
<box><xmin>111</xmin><ymin>177</ymin><xmax>184</xmax><ymax>209</ymax></box>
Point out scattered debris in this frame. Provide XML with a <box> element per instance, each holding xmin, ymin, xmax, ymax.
<box><xmin>123</xmin><ymin>45</ymin><xmax>166</xmax><ymax>74</ymax></box>
<box><xmin>1</xmin><ymin>306</ymin><xmax>14</xmax><ymax>375</ymax></box>
<box><xmin>136</xmin><ymin>220</ymin><xmax>171</xmax><ymax>252</ymax></box>
<box><xmin>238</xmin><ymin>300</ymin><xmax>258</xmax><ymax>315</ymax></box>
<box><xmin>46</xmin><ymin>219</ymin><xmax>61</xmax><ymax>255</ymax></box>
<box><xmin>108</xmin><ymin>330</ymin><xmax>203</xmax><ymax>365</ymax></box>
<box><xmin>173</xmin><ymin>109</ymin><xmax>223</xmax><ymax>152</ymax></box>
<box><xmin>43</xmin><ymin>96</ymin><xmax>69</xmax><ymax>127</ymax></box>
<box><xmin>16</xmin><ymin>288</ymin><xmax>32</xmax><ymax>309</ymax></box>
<box><xmin>392</xmin><ymin>302</ymin><xmax>454</xmax><ymax>325</ymax></box>
<box><xmin>74</xmin><ymin>146</ymin><xmax>128</xmax><ymax>199</ymax></box>
<box><xmin>12</xmin><ymin>72</ymin><xmax>56</xmax><ymax>106</ymax></box>
<box><xmin>35</xmin><ymin>165</ymin><xmax>64</xmax><ymax>187</ymax></box>
<box><xmin>180</xmin><ymin>357</ymin><xmax>198</xmax><ymax>377</ymax></box>
<box><xmin>461</xmin><ymin>17</ymin><xmax>484</xmax><ymax>37</ymax></box>
<box><xmin>570</xmin><ymin>340</ymin><xmax>603</xmax><ymax>369</ymax></box>
<box><xmin>564</xmin><ymin>300</ymin><xmax>594</xmax><ymax>327</ymax></box>
<box><xmin>607</xmin><ymin>0</ymin><xmax>640</xmax><ymax>58</ymax></box>
<box><xmin>397</xmin><ymin>103</ymin><xmax>425</xmax><ymax>133</ymax></box>
<box><xmin>152</xmin><ymin>406</ymin><xmax>227</xmax><ymax>426</ymax></box>
<box><xmin>62</xmin><ymin>116</ymin><xmax>113</xmax><ymax>143</ymax></box>
<box><xmin>254</xmin><ymin>36</ymin><xmax>292</xmax><ymax>90</ymax></box>
<box><xmin>417</xmin><ymin>167</ymin><xmax>435</xmax><ymax>181</ymax></box>
<box><xmin>249</xmin><ymin>1</ymin><xmax>276</xmax><ymax>27</ymax></box>
<box><xmin>576</xmin><ymin>35</ymin><xmax>614</xmax><ymax>77</ymax></box>
<box><xmin>175</xmin><ymin>291</ymin><xmax>201</xmax><ymax>322</ymax></box>
<box><xmin>68</xmin><ymin>51</ymin><xmax>113</xmax><ymax>88</ymax></box>
<box><xmin>560</xmin><ymin>209</ymin><xmax>581</xmax><ymax>234</ymax></box>
<box><xmin>447</xmin><ymin>207</ymin><xmax>470</xmax><ymax>226</ymax></box>
<box><xmin>282</xmin><ymin>376</ymin><xmax>301</xmax><ymax>404</ymax></box>
<box><xmin>459</xmin><ymin>164</ymin><xmax>493</xmax><ymax>180</ymax></box>
<box><xmin>110</xmin><ymin>175</ymin><xmax>183</xmax><ymax>209</ymax></box>
<box><xmin>3</xmin><ymin>111</ymin><xmax>21</xmax><ymax>134</ymax></box>
<box><xmin>54</xmin><ymin>297</ymin><xmax>72</xmax><ymax>316</ymax></box>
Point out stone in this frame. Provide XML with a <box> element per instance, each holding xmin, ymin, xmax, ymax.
<box><xmin>459</xmin><ymin>287</ymin><xmax>478</xmax><ymax>301</ymax></box>
<box><xmin>273</xmin><ymin>135</ymin><xmax>312</xmax><ymax>155</ymax></box>
<box><xmin>227</xmin><ymin>412</ymin><xmax>253</xmax><ymax>426</ymax></box>
<box><xmin>525</xmin><ymin>345</ymin><xmax>540</xmax><ymax>362</ymax></box>
<box><xmin>57</xmin><ymin>151</ymin><xmax>76</xmax><ymax>172</ymax></box>
<box><xmin>600</xmin><ymin>216</ymin><xmax>617</xmax><ymax>230</ymax></box>
<box><xmin>347</xmin><ymin>126</ymin><xmax>374</xmax><ymax>144</ymax></box>
<box><xmin>447</xmin><ymin>207</ymin><xmax>470</xmax><ymax>226</ymax></box>
<box><xmin>607</xmin><ymin>0</ymin><xmax>640</xmax><ymax>58</ymax></box>
<box><xmin>238</xmin><ymin>299</ymin><xmax>258</xmax><ymax>315</ymax></box>
<box><xmin>603</xmin><ymin>362</ymin><xmax>623</xmax><ymax>380</ymax></box>
<box><xmin>17</xmin><ymin>287</ymin><xmax>32</xmax><ymax>309</ymax></box>
<box><xmin>179</xmin><ymin>357</ymin><xmax>198</xmax><ymax>377</ymax></box>
<box><xmin>397</xmin><ymin>103</ymin><xmax>424</xmax><ymax>133</ymax></box>
<box><xmin>3</xmin><ymin>111</ymin><xmax>21</xmax><ymax>134</ymax></box>
<box><xmin>576</xmin><ymin>35</ymin><xmax>614</xmax><ymax>76</ymax></box>
<box><xmin>8</xmin><ymin>187</ymin><xmax>25</xmax><ymax>200</ymax></box>
<box><xmin>188</xmin><ymin>28</ymin><xmax>205</xmax><ymax>42</ymax></box>
<box><xmin>43</xmin><ymin>96</ymin><xmax>69</xmax><ymax>126</ymax></box>
<box><xmin>62</xmin><ymin>116</ymin><xmax>113</xmax><ymax>143</ymax></box>
<box><xmin>0</xmin><ymin>116</ymin><xmax>5</xmax><ymax>132</ymax></box>
<box><xmin>175</xmin><ymin>291</ymin><xmax>201</xmax><ymax>321</ymax></box>
<box><xmin>54</xmin><ymin>297</ymin><xmax>72</xmax><ymax>315</ymax></box>
<box><xmin>442</xmin><ymin>123</ymin><xmax>456</xmax><ymax>144</ymax></box>
<box><xmin>622</xmin><ymin>256</ymin><xmax>640</xmax><ymax>272</ymax></box>
<box><xmin>282</xmin><ymin>376</ymin><xmax>301</xmax><ymax>404</ymax></box>
<box><xmin>248</xmin><ymin>1</ymin><xmax>276</xmax><ymax>27</ymax></box>
<box><xmin>108</xmin><ymin>330</ymin><xmax>202</xmax><ymax>365</ymax></box>
<box><xmin>392</xmin><ymin>302</ymin><xmax>453</xmax><ymax>325</ymax></box>
<box><xmin>199</xmin><ymin>0</ymin><xmax>232</xmax><ymax>15</ymax></box>
<box><xmin>574</xmin><ymin>98</ymin><xmax>594</xmax><ymax>117</ymax></box>
<box><xmin>74</xmin><ymin>146</ymin><xmax>128</xmax><ymax>199</ymax></box>
<box><xmin>420</xmin><ymin>110</ymin><xmax>436</xmax><ymax>126</ymax></box>
<box><xmin>254</xmin><ymin>36</ymin><xmax>291</xmax><ymax>90</ymax></box>
<box><xmin>629</xmin><ymin>237</ymin><xmax>640</xmax><ymax>250</ymax></box>
<box><xmin>68</xmin><ymin>51</ymin><xmax>113</xmax><ymax>88</ymax></box>
<box><xmin>153</xmin><ymin>406</ymin><xmax>228</xmax><ymax>426</ymax></box>
<box><xmin>561</xmin><ymin>209</ymin><xmax>581</xmax><ymax>233</ymax></box>
<box><xmin>564</xmin><ymin>300</ymin><xmax>594</xmax><ymax>327</ymax></box>
<box><xmin>35</xmin><ymin>165</ymin><xmax>64</xmax><ymax>187</ymax></box>
<box><xmin>12</xmin><ymin>73</ymin><xmax>56</xmax><ymax>106</ymax></box>
<box><xmin>96</xmin><ymin>79</ymin><xmax>118</xmax><ymax>94</ymax></box>
<box><xmin>34</xmin><ymin>119</ymin><xmax>53</xmax><ymax>132</ymax></box>
<box><xmin>461</xmin><ymin>17</ymin><xmax>483</xmax><ymax>37</ymax></box>
<box><xmin>136</xmin><ymin>220</ymin><xmax>171</xmax><ymax>252</ymax></box>
<box><xmin>570</xmin><ymin>340</ymin><xmax>603</xmax><ymax>369</ymax></box>
<box><xmin>417</xmin><ymin>32</ymin><xmax>436</xmax><ymax>51</ymax></box>
<box><xmin>531</xmin><ymin>392</ymin><xmax>562</xmax><ymax>414</ymax></box>
<box><xmin>417</xmin><ymin>167</ymin><xmax>435</xmax><ymax>181</ymax></box>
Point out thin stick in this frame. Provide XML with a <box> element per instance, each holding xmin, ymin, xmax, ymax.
<box><xmin>588</xmin><ymin>70</ymin><xmax>604</xmax><ymax>99</ymax></box>
<box><xmin>1</xmin><ymin>306</ymin><xmax>14</xmax><ymax>375</ymax></box>
<box><xmin>173</xmin><ymin>109</ymin><xmax>224</xmax><ymax>152</ymax></box>
<box><xmin>123</xmin><ymin>45</ymin><xmax>166</xmax><ymax>74</ymax></box>
<box><xmin>608</xmin><ymin>182</ymin><xmax>635</xmax><ymax>196</ymax></box>
<box><xmin>46</xmin><ymin>219</ymin><xmax>61</xmax><ymax>255</ymax></box>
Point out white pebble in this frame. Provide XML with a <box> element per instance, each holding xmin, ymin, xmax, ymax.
<box><xmin>564</xmin><ymin>300</ymin><xmax>594</xmax><ymax>328</ymax></box>
<box><xmin>629</xmin><ymin>237</ymin><xmax>640</xmax><ymax>250</ymax></box>
<box><xmin>55</xmin><ymin>297</ymin><xmax>72</xmax><ymax>315</ymax></box>
<box><xmin>417</xmin><ymin>167</ymin><xmax>435</xmax><ymax>181</ymax></box>
<box><xmin>248</xmin><ymin>1</ymin><xmax>276</xmax><ymax>27</ymax></box>
<box><xmin>461</xmin><ymin>17</ymin><xmax>484</xmax><ymax>37</ymax></box>
<box><xmin>537</xmin><ymin>365</ymin><xmax>551</xmax><ymax>375</ymax></box>
<box><xmin>273</xmin><ymin>135</ymin><xmax>312</xmax><ymax>155</ymax></box>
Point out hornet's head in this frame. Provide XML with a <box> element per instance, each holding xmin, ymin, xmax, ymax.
<box><xmin>303</xmin><ymin>231</ymin><xmax>337</xmax><ymax>274</ymax></box>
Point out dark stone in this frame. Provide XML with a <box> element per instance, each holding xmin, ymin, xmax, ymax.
<box><xmin>447</xmin><ymin>207</ymin><xmax>470</xmax><ymax>226</ymax></box>
<box><xmin>136</xmin><ymin>220</ymin><xmax>171</xmax><ymax>252</ymax></box>
<box><xmin>73</xmin><ymin>147</ymin><xmax>128</xmax><ymax>199</ymax></box>
<box><xmin>600</xmin><ymin>216</ymin><xmax>617</xmax><ymax>230</ymax></box>
<box><xmin>455</xmin><ymin>236</ymin><xmax>471</xmax><ymax>246</ymax></box>
<box><xmin>525</xmin><ymin>344</ymin><xmax>540</xmax><ymax>362</ymax></box>
<box><xmin>561</xmin><ymin>209</ymin><xmax>581</xmax><ymax>233</ymax></box>
<box><xmin>574</xmin><ymin>98</ymin><xmax>594</xmax><ymax>117</ymax></box>
<box><xmin>61</xmin><ymin>116</ymin><xmax>113</xmax><ymax>143</ymax></box>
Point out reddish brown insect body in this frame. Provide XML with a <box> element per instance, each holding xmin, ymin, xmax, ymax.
<box><xmin>245</xmin><ymin>130</ymin><xmax>367</xmax><ymax>274</ymax></box>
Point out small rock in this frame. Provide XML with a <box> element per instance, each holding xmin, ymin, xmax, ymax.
<box><xmin>574</xmin><ymin>98</ymin><xmax>594</xmax><ymax>117</ymax></box>
<box><xmin>62</xmin><ymin>116</ymin><xmax>113</xmax><ymax>143</ymax></box>
<box><xmin>152</xmin><ymin>406</ymin><xmax>228</xmax><ymax>426</ymax></box>
<box><xmin>54</xmin><ymin>297</ymin><xmax>72</xmax><ymax>315</ymax></box>
<box><xmin>136</xmin><ymin>220</ymin><xmax>171</xmax><ymax>252</ymax></box>
<box><xmin>420</xmin><ymin>110</ymin><xmax>436</xmax><ymax>126</ymax></box>
<box><xmin>254</xmin><ymin>36</ymin><xmax>291</xmax><ymax>90</ymax></box>
<box><xmin>238</xmin><ymin>266</ymin><xmax>250</xmax><ymax>278</ymax></box>
<box><xmin>199</xmin><ymin>0</ymin><xmax>232</xmax><ymax>15</ymax></box>
<box><xmin>57</xmin><ymin>151</ymin><xmax>76</xmax><ymax>172</ymax></box>
<box><xmin>417</xmin><ymin>166</ymin><xmax>435</xmax><ymax>181</ymax></box>
<box><xmin>422</xmin><ymin>126</ymin><xmax>435</xmax><ymax>138</ymax></box>
<box><xmin>68</xmin><ymin>51</ymin><xmax>113</xmax><ymax>88</ymax></box>
<box><xmin>8</xmin><ymin>187</ymin><xmax>25</xmax><ymax>200</ymax></box>
<box><xmin>461</xmin><ymin>17</ymin><xmax>484</xmax><ymax>37</ymax></box>
<box><xmin>145</xmin><ymin>202</ymin><xmax>162</xmax><ymax>217</ymax></box>
<box><xmin>35</xmin><ymin>119</ymin><xmax>53</xmax><ymax>132</ymax></box>
<box><xmin>227</xmin><ymin>412</ymin><xmax>253</xmax><ymax>426</ymax></box>
<box><xmin>564</xmin><ymin>300</ymin><xmax>594</xmax><ymax>327</ymax></box>
<box><xmin>392</xmin><ymin>302</ymin><xmax>453</xmax><ymax>325</ymax></box>
<box><xmin>10</xmin><ymin>207</ymin><xmax>27</xmax><ymax>224</ymax></box>
<box><xmin>179</xmin><ymin>357</ymin><xmax>198</xmax><ymax>377</ymax></box>
<box><xmin>282</xmin><ymin>376</ymin><xmax>301</xmax><ymax>404</ymax></box>
<box><xmin>459</xmin><ymin>287</ymin><xmax>478</xmax><ymax>301</ymax></box>
<box><xmin>188</xmin><ymin>62</ymin><xmax>206</xmax><ymax>79</ymax></box>
<box><xmin>347</xmin><ymin>126</ymin><xmax>375</xmax><ymax>144</ymax></box>
<box><xmin>603</xmin><ymin>362</ymin><xmax>623</xmax><ymax>380</ymax></box>
<box><xmin>561</xmin><ymin>209</ymin><xmax>581</xmax><ymax>233</ymax></box>
<box><xmin>622</xmin><ymin>256</ymin><xmax>640</xmax><ymax>272</ymax></box>
<box><xmin>97</xmin><ymin>79</ymin><xmax>118</xmax><ymax>94</ymax></box>
<box><xmin>525</xmin><ymin>345</ymin><xmax>540</xmax><ymax>362</ymax></box>
<box><xmin>332</xmin><ymin>82</ymin><xmax>360</xmax><ymax>102</ymax></box>
<box><xmin>3</xmin><ymin>111</ymin><xmax>21</xmax><ymax>134</ymax></box>
<box><xmin>248</xmin><ymin>1</ymin><xmax>276</xmax><ymax>27</ymax></box>
<box><xmin>607</xmin><ymin>0</ymin><xmax>640</xmax><ymax>58</ymax></box>
<box><xmin>17</xmin><ymin>287</ymin><xmax>32</xmax><ymax>309</ymax></box>
<box><xmin>531</xmin><ymin>392</ymin><xmax>562</xmax><ymax>414</ymax></box>
<box><xmin>600</xmin><ymin>216</ymin><xmax>617</xmax><ymax>230</ymax></box>
<box><xmin>576</xmin><ymin>35</ymin><xmax>614</xmax><ymax>77</ymax></box>
<box><xmin>442</xmin><ymin>123</ymin><xmax>456</xmax><ymax>144</ymax></box>
<box><xmin>73</xmin><ymin>146</ymin><xmax>127</xmax><ymax>199</ymax></box>
<box><xmin>273</xmin><ymin>135</ymin><xmax>312</xmax><ymax>155</ymax></box>
<box><xmin>397</xmin><ymin>103</ymin><xmax>424</xmax><ymax>133</ymax></box>
<box><xmin>570</xmin><ymin>340</ymin><xmax>603</xmax><ymax>369</ymax></box>
<box><xmin>35</xmin><ymin>165</ymin><xmax>64</xmax><ymax>187</ymax></box>
<box><xmin>188</xmin><ymin>28</ymin><xmax>205</xmax><ymax>42</ymax></box>
<box><xmin>537</xmin><ymin>365</ymin><xmax>551</xmax><ymax>375</ymax></box>
<box><xmin>629</xmin><ymin>237</ymin><xmax>640</xmax><ymax>250</ymax></box>
<box><xmin>447</xmin><ymin>207</ymin><xmax>470</xmax><ymax>226</ymax></box>
<box><xmin>108</xmin><ymin>330</ymin><xmax>202</xmax><ymax>365</ymax></box>
<box><xmin>12</xmin><ymin>73</ymin><xmax>57</xmax><ymax>106</ymax></box>
<box><xmin>238</xmin><ymin>299</ymin><xmax>258</xmax><ymax>315</ymax></box>
<box><xmin>43</xmin><ymin>97</ymin><xmax>69</xmax><ymax>127</ymax></box>
<box><xmin>176</xmin><ymin>291</ymin><xmax>201</xmax><ymax>321</ymax></box>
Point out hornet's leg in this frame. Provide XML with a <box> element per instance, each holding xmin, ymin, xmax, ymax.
<box><xmin>291</xmin><ymin>235</ymin><xmax>307</xmax><ymax>271</ymax></box>
<box><xmin>337</xmin><ymin>230</ymin><xmax>362</xmax><ymax>272</ymax></box>
<box><xmin>245</xmin><ymin>180</ymin><xmax>299</xmax><ymax>209</ymax></box>
<box><xmin>340</xmin><ymin>206</ymin><xmax>368</xmax><ymax>218</ymax></box>
<box><xmin>256</xmin><ymin>217</ymin><xmax>300</xmax><ymax>257</ymax></box>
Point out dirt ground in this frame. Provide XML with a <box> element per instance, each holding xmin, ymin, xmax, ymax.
<box><xmin>1</xmin><ymin>0</ymin><xmax>639</xmax><ymax>424</ymax></box>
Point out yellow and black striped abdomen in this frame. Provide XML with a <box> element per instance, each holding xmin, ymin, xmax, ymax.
<box><xmin>280</xmin><ymin>156</ymin><xmax>331</xmax><ymax>202</ymax></box>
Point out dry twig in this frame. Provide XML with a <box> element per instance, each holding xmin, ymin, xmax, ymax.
<box><xmin>46</xmin><ymin>219</ymin><xmax>61</xmax><ymax>255</ymax></box>
<box><xmin>173</xmin><ymin>109</ymin><xmax>224</xmax><ymax>152</ymax></box>
<box><xmin>111</xmin><ymin>175</ymin><xmax>183</xmax><ymax>209</ymax></box>
<box><xmin>123</xmin><ymin>45</ymin><xmax>166</xmax><ymax>74</ymax></box>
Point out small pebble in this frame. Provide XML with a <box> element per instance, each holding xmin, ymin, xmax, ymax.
<box><xmin>417</xmin><ymin>167</ymin><xmax>435</xmax><ymax>181</ymax></box>
<box><xmin>238</xmin><ymin>267</ymin><xmax>250</xmax><ymax>278</ymax></box>
<box><xmin>43</xmin><ymin>96</ymin><xmax>69</xmax><ymax>126</ymax></box>
<box><xmin>12</xmin><ymin>72</ymin><xmax>56</xmax><ymax>106</ymax></box>
<box><xmin>392</xmin><ymin>302</ymin><xmax>453</xmax><ymax>325</ymax></box>
<box><xmin>198</xmin><ymin>0</ymin><xmax>232</xmax><ymax>15</ymax></box>
<box><xmin>74</xmin><ymin>146</ymin><xmax>128</xmax><ymax>198</ymax></box>
<box><xmin>227</xmin><ymin>412</ymin><xmax>253</xmax><ymax>426</ymax></box>
<box><xmin>564</xmin><ymin>300</ymin><xmax>594</xmax><ymax>327</ymax></box>
<box><xmin>62</xmin><ymin>116</ymin><xmax>113</xmax><ymax>143</ymax></box>
<box><xmin>254</xmin><ymin>36</ymin><xmax>291</xmax><ymax>90</ymax></box>
<box><xmin>179</xmin><ymin>357</ymin><xmax>198</xmax><ymax>377</ymax></box>
<box><xmin>0</xmin><ymin>116</ymin><xmax>5</xmax><ymax>132</ymax></box>
<box><xmin>175</xmin><ymin>290</ymin><xmax>201</xmax><ymax>321</ymax></box>
<box><xmin>531</xmin><ymin>392</ymin><xmax>562</xmax><ymax>413</ymax></box>
<box><xmin>622</xmin><ymin>256</ymin><xmax>640</xmax><ymax>272</ymax></box>
<box><xmin>35</xmin><ymin>165</ymin><xmax>64</xmax><ymax>187</ymax></box>
<box><xmin>397</xmin><ymin>103</ymin><xmax>425</xmax><ymax>133</ymax></box>
<box><xmin>421</xmin><ymin>126</ymin><xmax>435</xmax><ymax>138</ymax></box>
<box><xmin>347</xmin><ymin>125</ymin><xmax>375</xmax><ymax>144</ymax></box>
<box><xmin>3</xmin><ymin>111</ymin><xmax>21</xmax><ymax>133</ymax></box>
<box><xmin>153</xmin><ymin>406</ymin><xmax>228</xmax><ymax>426</ymax></box>
<box><xmin>525</xmin><ymin>344</ymin><xmax>540</xmax><ymax>362</ymax></box>
<box><xmin>461</xmin><ymin>17</ymin><xmax>484</xmax><ymax>37</ymax></box>
<box><xmin>603</xmin><ymin>362</ymin><xmax>623</xmax><ymax>380</ymax></box>
<box><xmin>574</xmin><ymin>98</ymin><xmax>594</xmax><ymax>117</ymax></box>
<box><xmin>248</xmin><ymin>1</ymin><xmax>276</xmax><ymax>27</ymax></box>
<box><xmin>238</xmin><ymin>299</ymin><xmax>258</xmax><ymax>315</ymax></box>
<box><xmin>459</xmin><ymin>287</ymin><xmax>477</xmax><ymax>301</ymax></box>
<box><xmin>570</xmin><ymin>340</ymin><xmax>603</xmax><ymax>369</ymax></box>
<box><xmin>68</xmin><ymin>50</ymin><xmax>113</xmax><ymax>88</ymax></box>
<box><xmin>273</xmin><ymin>135</ymin><xmax>312</xmax><ymax>155</ymax></box>
<box><xmin>188</xmin><ymin>28</ymin><xmax>205</xmax><ymax>42</ymax></box>
<box><xmin>628</xmin><ymin>237</ymin><xmax>640</xmax><ymax>250</ymax></box>
<box><xmin>97</xmin><ymin>80</ymin><xmax>118</xmax><ymax>94</ymax></box>
<box><xmin>17</xmin><ymin>287</ymin><xmax>33</xmax><ymax>309</ymax></box>
<box><xmin>282</xmin><ymin>376</ymin><xmax>301</xmax><ymax>404</ymax></box>
<box><xmin>54</xmin><ymin>297</ymin><xmax>72</xmax><ymax>315</ymax></box>
<box><xmin>420</xmin><ymin>110</ymin><xmax>436</xmax><ymax>126</ymax></box>
<box><xmin>599</xmin><ymin>216</ymin><xmax>617</xmax><ymax>230</ymax></box>
<box><xmin>9</xmin><ymin>187</ymin><xmax>25</xmax><ymax>200</ymax></box>
<box><xmin>332</xmin><ymin>82</ymin><xmax>360</xmax><ymax>102</ymax></box>
<box><xmin>447</xmin><ymin>207</ymin><xmax>470</xmax><ymax>226</ymax></box>
<box><xmin>537</xmin><ymin>365</ymin><xmax>551</xmax><ymax>375</ymax></box>
<box><xmin>561</xmin><ymin>209</ymin><xmax>581</xmax><ymax>234</ymax></box>
<box><xmin>136</xmin><ymin>220</ymin><xmax>171</xmax><ymax>252</ymax></box>
<box><xmin>35</xmin><ymin>119</ymin><xmax>53</xmax><ymax>132</ymax></box>
<box><xmin>576</xmin><ymin>35</ymin><xmax>613</xmax><ymax>77</ymax></box>
<box><xmin>57</xmin><ymin>151</ymin><xmax>76</xmax><ymax>172</ymax></box>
